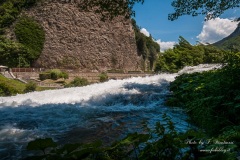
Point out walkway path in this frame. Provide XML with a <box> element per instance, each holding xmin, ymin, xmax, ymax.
<box><xmin>0</xmin><ymin>71</ymin><xmax>14</xmax><ymax>79</ymax></box>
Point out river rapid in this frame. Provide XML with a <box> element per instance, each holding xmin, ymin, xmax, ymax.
<box><xmin>0</xmin><ymin>64</ymin><xmax>221</xmax><ymax>159</ymax></box>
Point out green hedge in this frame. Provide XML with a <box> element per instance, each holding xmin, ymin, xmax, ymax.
<box><xmin>39</xmin><ymin>69</ymin><xmax>69</xmax><ymax>80</ymax></box>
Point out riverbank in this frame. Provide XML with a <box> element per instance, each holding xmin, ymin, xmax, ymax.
<box><xmin>0</xmin><ymin>69</ymin><xmax>153</xmax><ymax>96</ymax></box>
<box><xmin>167</xmin><ymin>66</ymin><xmax>240</xmax><ymax>159</ymax></box>
<box><xmin>10</xmin><ymin>71</ymin><xmax>153</xmax><ymax>83</ymax></box>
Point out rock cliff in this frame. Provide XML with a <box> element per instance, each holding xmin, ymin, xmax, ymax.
<box><xmin>25</xmin><ymin>0</ymin><xmax>142</xmax><ymax>72</ymax></box>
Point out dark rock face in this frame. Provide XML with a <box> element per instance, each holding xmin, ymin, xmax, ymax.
<box><xmin>26</xmin><ymin>1</ymin><xmax>142</xmax><ymax>72</ymax></box>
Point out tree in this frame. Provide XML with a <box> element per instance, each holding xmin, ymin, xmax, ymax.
<box><xmin>168</xmin><ymin>0</ymin><xmax>240</xmax><ymax>21</ymax></box>
<box><xmin>77</xmin><ymin>0</ymin><xmax>144</xmax><ymax>20</ymax></box>
<box><xmin>79</xmin><ymin>0</ymin><xmax>239</xmax><ymax>21</ymax></box>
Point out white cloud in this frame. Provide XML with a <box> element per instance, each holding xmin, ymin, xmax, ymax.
<box><xmin>140</xmin><ymin>28</ymin><xmax>150</xmax><ymax>37</ymax></box>
<box><xmin>140</xmin><ymin>28</ymin><xmax>177</xmax><ymax>52</ymax></box>
<box><xmin>197</xmin><ymin>18</ymin><xmax>238</xmax><ymax>44</ymax></box>
<box><xmin>156</xmin><ymin>39</ymin><xmax>176</xmax><ymax>52</ymax></box>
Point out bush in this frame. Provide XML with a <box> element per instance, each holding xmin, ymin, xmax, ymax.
<box><xmin>99</xmin><ymin>72</ymin><xmax>108</xmax><ymax>82</ymax></box>
<box><xmin>64</xmin><ymin>77</ymin><xmax>89</xmax><ymax>88</ymax></box>
<box><xmin>60</xmin><ymin>71</ymin><xmax>69</xmax><ymax>79</ymax></box>
<box><xmin>24</xmin><ymin>81</ymin><xmax>37</xmax><ymax>93</ymax></box>
<box><xmin>169</xmin><ymin>62</ymin><xmax>240</xmax><ymax>136</ymax></box>
<box><xmin>0</xmin><ymin>82</ymin><xmax>19</xmax><ymax>96</ymax></box>
<box><xmin>50</xmin><ymin>69</ymin><xmax>62</xmax><ymax>80</ymax></box>
<box><xmin>39</xmin><ymin>70</ymin><xmax>69</xmax><ymax>81</ymax></box>
<box><xmin>39</xmin><ymin>73</ymin><xmax>51</xmax><ymax>81</ymax></box>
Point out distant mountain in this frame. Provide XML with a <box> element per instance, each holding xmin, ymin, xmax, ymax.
<box><xmin>213</xmin><ymin>23</ymin><xmax>240</xmax><ymax>52</ymax></box>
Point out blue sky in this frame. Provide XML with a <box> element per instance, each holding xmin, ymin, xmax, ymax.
<box><xmin>133</xmin><ymin>1</ymin><xmax>239</xmax><ymax>51</ymax></box>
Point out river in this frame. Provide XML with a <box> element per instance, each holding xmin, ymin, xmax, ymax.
<box><xmin>0</xmin><ymin>64</ymin><xmax>221</xmax><ymax>159</ymax></box>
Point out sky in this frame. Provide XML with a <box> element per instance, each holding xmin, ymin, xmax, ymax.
<box><xmin>133</xmin><ymin>1</ymin><xmax>240</xmax><ymax>51</ymax></box>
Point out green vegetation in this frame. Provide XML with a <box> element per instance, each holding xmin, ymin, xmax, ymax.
<box><xmin>39</xmin><ymin>72</ymin><xmax>51</xmax><ymax>81</ymax></box>
<box><xmin>24</xmin><ymin>114</ymin><xmax>238</xmax><ymax>160</ymax></box>
<box><xmin>64</xmin><ymin>77</ymin><xmax>89</xmax><ymax>88</ymax></box>
<box><xmin>99</xmin><ymin>72</ymin><xmax>108</xmax><ymax>82</ymax></box>
<box><xmin>14</xmin><ymin>16</ymin><xmax>45</xmax><ymax>63</ymax></box>
<box><xmin>0</xmin><ymin>82</ymin><xmax>20</xmax><ymax>96</ymax></box>
<box><xmin>167</xmin><ymin>52</ymin><xmax>240</xmax><ymax>158</ymax></box>
<box><xmin>0</xmin><ymin>36</ymin><xmax>32</xmax><ymax>67</ymax></box>
<box><xmin>169</xmin><ymin>0</ymin><xmax>240</xmax><ymax>21</ymax></box>
<box><xmin>0</xmin><ymin>74</ymin><xmax>56</xmax><ymax>96</ymax></box>
<box><xmin>24</xmin><ymin>81</ymin><xmax>37</xmax><ymax>93</ymax></box>
<box><xmin>132</xmin><ymin>19</ymin><xmax>160</xmax><ymax>71</ymax></box>
<box><xmin>213</xmin><ymin>34</ymin><xmax>240</xmax><ymax>52</ymax></box>
<box><xmin>154</xmin><ymin>36</ymin><xmax>225</xmax><ymax>73</ymax></box>
<box><xmin>0</xmin><ymin>0</ymin><xmax>43</xmax><ymax>68</ymax></box>
<box><xmin>0</xmin><ymin>0</ymin><xmax>37</xmax><ymax>29</ymax></box>
<box><xmin>0</xmin><ymin>74</ymin><xmax>25</xmax><ymax>96</ymax></box>
<box><xmin>39</xmin><ymin>69</ymin><xmax>69</xmax><ymax>81</ymax></box>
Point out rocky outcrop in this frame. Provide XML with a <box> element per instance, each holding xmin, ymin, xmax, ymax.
<box><xmin>24</xmin><ymin>1</ymin><xmax>142</xmax><ymax>72</ymax></box>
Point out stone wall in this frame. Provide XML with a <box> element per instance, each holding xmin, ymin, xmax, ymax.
<box><xmin>24</xmin><ymin>1</ymin><xmax>142</xmax><ymax>72</ymax></box>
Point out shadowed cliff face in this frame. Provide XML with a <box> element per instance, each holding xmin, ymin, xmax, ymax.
<box><xmin>25</xmin><ymin>1</ymin><xmax>142</xmax><ymax>72</ymax></box>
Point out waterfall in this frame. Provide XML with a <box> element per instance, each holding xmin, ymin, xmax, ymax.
<box><xmin>0</xmin><ymin>64</ymin><xmax>221</xmax><ymax>159</ymax></box>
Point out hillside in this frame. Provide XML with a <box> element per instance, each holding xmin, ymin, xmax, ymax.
<box><xmin>1</xmin><ymin>0</ymin><xmax>143</xmax><ymax>72</ymax></box>
<box><xmin>213</xmin><ymin>23</ymin><xmax>240</xmax><ymax>51</ymax></box>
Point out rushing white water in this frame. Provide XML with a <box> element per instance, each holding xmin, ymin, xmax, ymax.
<box><xmin>0</xmin><ymin>64</ymin><xmax>221</xmax><ymax>159</ymax></box>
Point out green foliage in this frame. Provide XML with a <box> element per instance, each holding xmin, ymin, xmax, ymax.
<box><xmin>27</xmin><ymin>138</ymin><xmax>57</xmax><ymax>155</ymax></box>
<box><xmin>24</xmin><ymin>114</ymin><xmax>238</xmax><ymax>160</ymax></box>
<box><xmin>24</xmin><ymin>81</ymin><xmax>37</xmax><ymax>93</ymax></box>
<box><xmin>39</xmin><ymin>72</ymin><xmax>51</xmax><ymax>81</ymax></box>
<box><xmin>0</xmin><ymin>82</ymin><xmax>19</xmax><ymax>96</ymax></box>
<box><xmin>49</xmin><ymin>69</ymin><xmax>62</xmax><ymax>80</ymax></box>
<box><xmin>154</xmin><ymin>36</ymin><xmax>225</xmax><ymax>73</ymax></box>
<box><xmin>0</xmin><ymin>0</ymin><xmax>42</xmax><ymax>67</ymax></box>
<box><xmin>0</xmin><ymin>36</ymin><xmax>32</xmax><ymax>67</ymax></box>
<box><xmin>77</xmin><ymin>0</ymin><xmax>144</xmax><ymax>20</ymax></box>
<box><xmin>169</xmin><ymin>52</ymin><xmax>240</xmax><ymax>138</ymax></box>
<box><xmin>168</xmin><ymin>0</ymin><xmax>240</xmax><ymax>21</ymax></box>
<box><xmin>64</xmin><ymin>77</ymin><xmax>89</xmax><ymax>88</ymax></box>
<box><xmin>14</xmin><ymin>16</ymin><xmax>45</xmax><ymax>62</ymax></box>
<box><xmin>0</xmin><ymin>74</ymin><xmax>24</xmax><ymax>96</ymax></box>
<box><xmin>0</xmin><ymin>0</ymin><xmax>37</xmax><ymax>29</ymax></box>
<box><xmin>132</xmin><ymin>19</ymin><xmax>160</xmax><ymax>71</ymax></box>
<box><xmin>61</xmin><ymin>71</ymin><xmax>69</xmax><ymax>79</ymax></box>
<box><xmin>99</xmin><ymin>72</ymin><xmax>108</xmax><ymax>82</ymax></box>
<box><xmin>39</xmin><ymin>69</ymin><xmax>69</xmax><ymax>81</ymax></box>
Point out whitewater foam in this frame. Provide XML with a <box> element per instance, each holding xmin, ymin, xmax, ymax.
<box><xmin>0</xmin><ymin>64</ymin><xmax>221</xmax><ymax>159</ymax></box>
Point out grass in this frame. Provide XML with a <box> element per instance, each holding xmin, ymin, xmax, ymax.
<box><xmin>0</xmin><ymin>74</ymin><xmax>58</xmax><ymax>95</ymax></box>
<box><xmin>0</xmin><ymin>74</ymin><xmax>26</xmax><ymax>93</ymax></box>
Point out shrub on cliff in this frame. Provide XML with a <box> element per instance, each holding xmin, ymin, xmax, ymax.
<box><xmin>14</xmin><ymin>16</ymin><xmax>45</xmax><ymax>65</ymax></box>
